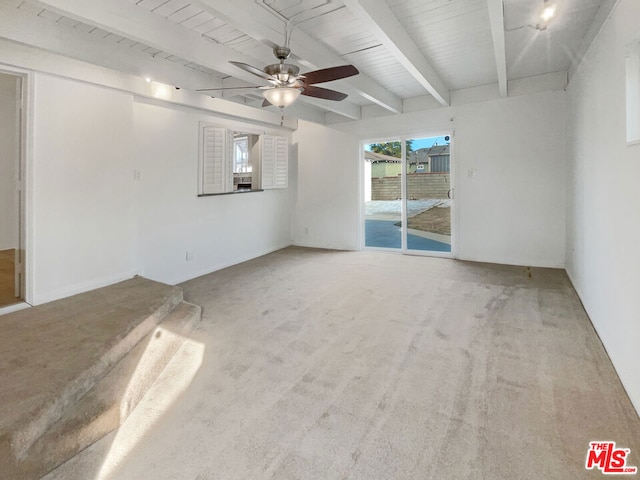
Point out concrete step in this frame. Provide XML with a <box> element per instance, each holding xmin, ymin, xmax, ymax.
<box><xmin>0</xmin><ymin>277</ymin><xmax>201</xmax><ymax>479</ymax></box>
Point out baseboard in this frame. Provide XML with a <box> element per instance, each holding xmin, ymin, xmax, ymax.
<box><xmin>0</xmin><ymin>302</ymin><xmax>31</xmax><ymax>316</ymax></box>
<box><xmin>165</xmin><ymin>242</ymin><xmax>294</xmax><ymax>286</ymax></box>
<box><xmin>455</xmin><ymin>253</ymin><xmax>565</xmax><ymax>269</ymax></box>
<box><xmin>564</xmin><ymin>268</ymin><xmax>640</xmax><ymax>419</ymax></box>
<box><xmin>32</xmin><ymin>270</ymin><xmax>143</xmax><ymax>306</ymax></box>
<box><xmin>292</xmin><ymin>240</ymin><xmax>359</xmax><ymax>252</ymax></box>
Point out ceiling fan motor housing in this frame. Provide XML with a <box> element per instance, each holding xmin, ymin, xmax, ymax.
<box><xmin>264</xmin><ymin>63</ymin><xmax>300</xmax><ymax>84</ymax></box>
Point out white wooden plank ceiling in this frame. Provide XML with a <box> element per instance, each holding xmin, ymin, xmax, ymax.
<box><xmin>0</xmin><ymin>0</ymin><xmax>616</xmax><ymax>121</ymax></box>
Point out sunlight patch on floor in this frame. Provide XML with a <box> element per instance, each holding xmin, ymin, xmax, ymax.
<box><xmin>95</xmin><ymin>334</ymin><xmax>204</xmax><ymax>480</ymax></box>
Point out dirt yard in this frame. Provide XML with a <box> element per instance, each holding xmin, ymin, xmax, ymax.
<box><xmin>407</xmin><ymin>206</ymin><xmax>451</xmax><ymax>235</ymax></box>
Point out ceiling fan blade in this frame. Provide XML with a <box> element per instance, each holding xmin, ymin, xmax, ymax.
<box><xmin>229</xmin><ymin>61</ymin><xmax>276</xmax><ymax>81</ymax></box>
<box><xmin>302</xmin><ymin>65</ymin><xmax>359</xmax><ymax>85</ymax></box>
<box><xmin>262</xmin><ymin>99</ymin><xmax>272</xmax><ymax>108</ymax></box>
<box><xmin>196</xmin><ymin>86</ymin><xmax>262</xmax><ymax>92</ymax></box>
<box><xmin>301</xmin><ymin>85</ymin><xmax>348</xmax><ymax>101</ymax></box>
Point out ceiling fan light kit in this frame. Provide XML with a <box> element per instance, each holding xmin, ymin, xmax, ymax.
<box><xmin>262</xmin><ymin>87</ymin><xmax>302</xmax><ymax>108</ymax></box>
<box><xmin>197</xmin><ymin>45</ymin><xmax>359</xmax><ymax>109</ymax></box>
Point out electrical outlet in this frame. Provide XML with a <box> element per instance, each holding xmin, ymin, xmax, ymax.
<box><xmin>133</xmin><ymin>169</ymin><xmax>142</xmax><ymax>181</ymax></box>
<box><xmin>185</xmin><ymin>251</ymin><xmax>194</xmax><ymax>261</ymax></box>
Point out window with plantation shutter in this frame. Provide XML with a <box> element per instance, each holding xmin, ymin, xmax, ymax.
<box><xmin>200</xmin><ymin>125</ymin><xmax>229</xmax><ymax>194</ymax></box>
<box><xmin>261</xmin><ymin>134</ymin><xmax>288</xmax><ymax>189</ymax></box>
<box><xmin>198</xmin><ymin>123</ymin><xmax>288</xmax><ymax>196</ymax></box>
<box><xmin>261</xmin><ymin>134</ymin><xmax>275</xmax><ymax>189</ymax></box>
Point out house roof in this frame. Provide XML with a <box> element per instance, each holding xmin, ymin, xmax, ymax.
<box><xmin>409</xmin><ymin>144</ymin><xmax>451</xmax><ymax>163</ymax></box>
<box><xmin>364</xmin><ymin>150</ymin><xmax>402</xmax><ymax>163</ymax></box>
<box><xmin>413</xmin><ymin>144</ymin><xmax>450</xmax><ymax>156</ymax></box>
<box><xmin>366</xmin><ymin>144</ymin><xmax>450</xmax><ymax>163</ymax></box>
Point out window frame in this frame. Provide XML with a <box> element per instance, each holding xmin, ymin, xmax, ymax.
<box><xmin>197</xmin><ymin>122</ymin><xmax>289</xmax><ymax>196</ymax></box>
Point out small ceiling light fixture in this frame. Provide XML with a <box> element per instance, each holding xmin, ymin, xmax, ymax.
<box><xmin>541</xmin><ymin>2</ymin><xmax>556</xmax><ymax>21</ymax></box>
<box><xmin>537</xmin><ymin>0</ymin><xmax>557</xmax><ymax>30</ymax></box>
<box><xmin>262</xmin><ymin>86</ymin><xmax>301</xmax><ymax>108</ymax></box>
<box><xmin>151</xmin><ymin>83</ymin><xmax>172</xmax><ymax>100</ymax></box>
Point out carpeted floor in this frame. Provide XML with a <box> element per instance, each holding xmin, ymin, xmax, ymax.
<box><xmin>45</xmin><ymin>247</ymin><xmax>640</xmax><ymax>479</ymax></box>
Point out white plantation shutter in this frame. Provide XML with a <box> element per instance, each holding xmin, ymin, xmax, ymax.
<box><xmin>261</xmin><ymin>134</ymin><xmax>288</xmax><ymax>189</ymax></box>
<box><xmin>274</xmin><ymin>136</ymin><xmax>288</xmax><ymax>188</ymax></box>
<box><xmin>225</xmin><ymin>130</ymin><xmax>234</xmax><ymax>190</ymax></box>
<box><xmin>261</xmin><ymin>134</ymin><xmax>275</xmax><ymax>189</ymax></box>
<box><xmin>201</xmin><ymin>126</ymin><xmax>227</xmax><ymax>194</ymax></box>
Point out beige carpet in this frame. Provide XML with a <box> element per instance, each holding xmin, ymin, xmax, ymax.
<box><xmin>44</xmin><ymin>247</ymin><xmax>640</xmax><ymax>479</ymax></box>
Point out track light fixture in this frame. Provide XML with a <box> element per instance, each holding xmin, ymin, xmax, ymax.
<box><xmin>537</xmin><ymin>0</ymin><xmax>557</xmax><ymax>30</ymax></box>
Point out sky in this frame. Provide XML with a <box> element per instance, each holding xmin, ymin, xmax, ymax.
<box><xmin>411</xmin><ymin>135</ymin><xmax>449</xmax><ymax>149</ymax></box>
<box><xmin>365</xmin><ymin>135</ymin><xmax>450</xmax><ymax>151</ymax></box>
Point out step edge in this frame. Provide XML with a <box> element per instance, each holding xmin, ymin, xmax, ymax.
<box><xmin>10</xmin><ymin>286</ymin><xmax>184</xmax><ymax>460</ymax></box>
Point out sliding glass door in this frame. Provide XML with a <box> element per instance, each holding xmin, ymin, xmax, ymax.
<box><xmin>364</xmin><ymin>138</ymin><xmax>403</xmax><ymax>249</ymax></box>
<box><xmin>364</xmin><ymin>135</ymin><xmax>453</xmax><ymax>255</ymax></box>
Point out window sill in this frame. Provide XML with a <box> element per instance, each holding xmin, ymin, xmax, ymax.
<box><xmin>198</xmin><ymin>189</ymin><xmax>264</xmax><ymax>197</ymax></box>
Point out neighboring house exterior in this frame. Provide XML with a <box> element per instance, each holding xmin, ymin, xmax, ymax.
<box><xmin>365</xmin><ymin>145</ymin><xmax>451</xmax><ymax>201</ymax></box>
<box><xmin>409</xmin><ymin>144</ymin><xmax>450</xmax><ymax>173</ymax></box>
<box><xmin>366</xmin><ymin>144</ymin><xmax>450</xmax><ymax>178</ymax></box>
<box><xmin>365</xmin><ymin>150</ymin><xmax>402</xmax><ymax>177</ymax></box>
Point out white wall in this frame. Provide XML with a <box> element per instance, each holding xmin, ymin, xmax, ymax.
<box><xmin>133</xmin><ymin>100</ymin><xmax>293</xmax><ymax>285</ymax></box>
<box><xmin>292</xmin><ymin>120</ymin><xmax>360</xmax><ymax>250</ymax></box>
<box><xmin>0</xmin><ymin>73</ymin><xmax>17</xmax><ymax>251</ymax></box>
<box><xmin>29</xmin><ymin>74</ymin><xmax>293</xmax><ymax>304</ymax></box>
<box><xmin>295</xmin><ymin>91</ymin><xmax>567</xmax><ymax>268</ymax></box>
<box><xmin>32</xmin><ymin>74</ymin><xmax>138</xmax><ymax>303</ymax></box>
<box><xmin>566</xmin><ymin>0</ymin><xmax>640</xmax><ymax>414</ymax></box>
<box><xmin>453</xmin><ymin>92</ymin><xmax>566</xmax><ymax>267</ymax></box>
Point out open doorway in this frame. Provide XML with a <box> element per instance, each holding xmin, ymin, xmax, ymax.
<box><xmin>0</xmin><ymin>72</ymin><xmax>24</xmax><ymax>308</ymax></box>
<box><xmin>363</xmin><ymin>134</ymin><xmax>453</xmax><ymax>255</ymax></box>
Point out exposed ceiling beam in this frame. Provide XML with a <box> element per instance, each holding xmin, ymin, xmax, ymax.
<box><xmin>0</xmin><ymin>0</ymin><xmax>219</xmax><ymax>91</ymax></box>
<box><xmin>0</xmin><ymin>36</ymin><xmax>298</xmax><ymax>129</ymax></box>
<box><xmin>30</xmin><ymin>0</ymin><xmax>247</xmax><ymax>80</ymax></box>
<box><xmin>196</xmin><ymin>0</ymin><xmax>402</xmax><ymax>114</ymax></box>
<box><xmin>293</xmin><ymin>95</ymin><xmax>361</xmax><ymax>120</ymax></box>
<box><xmin>487</xmin><ymin>0</ymin><xmax>508</xmax><ymax>97</ymax></box>
<box><xmin>342</xmin><ymin>0</ymin><xmax>450</xmax><ymax>106</ymax></box>
<box><xmin>30</xmin><ymin>0</ymin><xmax>359</xmax><ymax>120</ymax></box>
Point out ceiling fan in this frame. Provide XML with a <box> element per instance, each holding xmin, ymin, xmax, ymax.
<box><xmin>197</xmin><ymin>45</ymin><xmax>359</xmax><ymax>109</ymax></box>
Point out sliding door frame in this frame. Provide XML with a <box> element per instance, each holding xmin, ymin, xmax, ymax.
<box><xmin>360</xmin><ymin>130</ymin><xmax>457</xmax><ymax>259</ymax></box>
